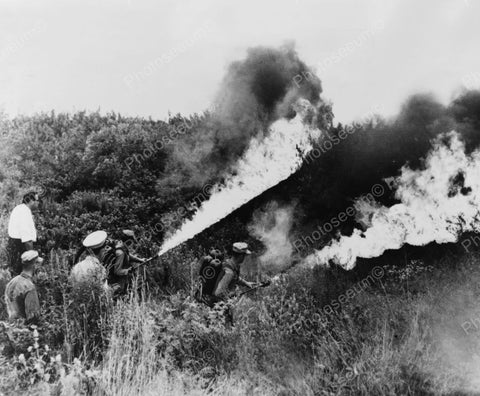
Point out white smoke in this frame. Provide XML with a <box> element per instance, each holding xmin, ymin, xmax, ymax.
<box><xmin>306</xmin><ymin>131</ymin><xmax>480</xmax><ymax>270</ymax></box>
<box><xmin>248</xmin><ymin>201</ymin><xmax>295</xmax><ymax>272</ymax></box>
<box><xmin>158</xmin><ymin>99</ymin><xmax>322</xmax><ymax>255</ymax></box>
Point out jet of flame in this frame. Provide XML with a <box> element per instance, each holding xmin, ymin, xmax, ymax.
<box><xmin>158</xmin><ymin>99</ymin><xmax>322</xmax><ymax>256</ymax></box>
<box><xmin>306</xmin><ymin>130</ymin><xmax>480</xmax><ymax>269</ymax></box>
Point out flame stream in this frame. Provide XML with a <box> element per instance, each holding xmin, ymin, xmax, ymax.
<box><xmin>307</xmin><ymin>130</ymin><xmax>480</xmax><ymax>270</ymax></box>
<box><xmin>158</xmin><ymin>100</ymin><xmax>322</xmax><ymax>256</ymax></box>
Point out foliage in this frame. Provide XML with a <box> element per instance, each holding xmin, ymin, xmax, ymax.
<box><xmin>2</xmin><ymin>250</ymin><xmax>480</xmax><ymax>394</ymax></box>
<box><xmin>0</xmin><ymin>110</ymin><xmax>217</xmax><ymax>254</ymax></box>
<box><xmin>261</xmin><ymin>90</ymin><xmax>480</xmax><ymax>253</ymax></box>
<box><xmin>2</xmin><ymin>92</ymin><xmax>479</xmax><ymax>261</ymax></box>
<box><xmin>1</xmin><ymin>91</ymin><xmax>480</xmax><ymax>394</ymax></box>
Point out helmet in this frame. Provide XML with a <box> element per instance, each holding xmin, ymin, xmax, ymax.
<box><xmin>232</xmin><ymin>242</ymin><xmax>251</xmax><ymax>255</ymax></box>
<box><xmin>83</xmin><ymin>231</ymin><xmax>108</xmax><ymax>249</ymax></box>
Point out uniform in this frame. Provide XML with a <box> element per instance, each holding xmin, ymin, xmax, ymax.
<box><xmin>104</xmin><ymin>241</ymin><xmax>137</xmax><ymax>294</ymax></box>
<box><xmin>71</xmin><ymin>231</ymin><xmax>109</xmax><ymax>286</ymax></box>
<box><xmin>213</xmin><ymin>258</ymin><xmax>241</xmax><ymax>299</ymax></box>
<box><xmin>5</xmin><ymin>272</ymin><xmax>41</xmax><ymax>324</ymax></box>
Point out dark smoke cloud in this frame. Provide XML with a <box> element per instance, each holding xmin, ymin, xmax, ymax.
<box><xmin>157</xmin><ymin>44</ymin><xmax>326</xmax><ymax>196</ymax></box>
<box><xmin>448</xmin><ymin>89</ymin><xmax>480</xmax><ymax>152</ymax></box>
<box><xmin>215</xmin><ymin>44</ymin><xmax>322</xmax><ymax>123</ymax></box>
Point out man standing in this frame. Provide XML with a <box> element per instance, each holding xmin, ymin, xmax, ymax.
<box><xmin>4</xmin><ymin>250</ymin><xmax>43</xmax><ymax>325</ymax></box>
<box><xmin>7</xmin><ymin>191</ymin><xmax>40</xmax><ymax>275</ymax></box>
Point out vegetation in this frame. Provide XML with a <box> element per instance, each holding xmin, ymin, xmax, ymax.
<box><xmin>1</xmin><ymin>91</ymin><xmax>480</xmax><ymax>258</ymax></box>
<box><xmin>1</xmin><ymin>89</ymin><xmax>480</xmax><ymax>395</ymax></box>
<box><xmin>2</xmin><ymin>248</ymin><xmax>480</xmax><ymax>395</ymax></box>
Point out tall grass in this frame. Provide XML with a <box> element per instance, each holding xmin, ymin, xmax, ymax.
<box><xmin>94</xmin><ymin>290</ymin><xmax>275</xmax><ymax>396</ymax></box>
<box><xmin>88</xmin><ymin>252</ymin><xmax>480</xmax><ymax>395</ymax></box>
<box><xmin>3</xmin><ymin>250</ymin><xmax>480</xmax><ymax>395</ymax></box>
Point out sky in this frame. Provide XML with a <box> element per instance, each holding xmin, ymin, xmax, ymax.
<box><xmin>0</xmin><ymin>0</ymin><xmax>479</xmax><ymax>124</ymax></box>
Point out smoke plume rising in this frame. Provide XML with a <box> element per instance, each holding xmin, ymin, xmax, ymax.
<box><xmin>306</xmin><ymin>131</ymin><xmax>480</xmax><ymax>269</ymax></box>
<box><xmin>159</xmin><ymin>44</ymin><xmax>326</xmax><ymax>190</ymax></box>
<box><xmin>248</xmin><ymin>201</ymin><xmax>296</xmax><ymax>273</ymax></box>
<box><xmin>215</xmin><ymin>44</ymin><xmax>322</xmax><ymax>124</ymax></box>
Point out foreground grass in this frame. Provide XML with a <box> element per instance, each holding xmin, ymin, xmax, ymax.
<box><xmin>2</xmin><ymin>251</ymin><xmax>480</xmax><ymax>395</ymax></box>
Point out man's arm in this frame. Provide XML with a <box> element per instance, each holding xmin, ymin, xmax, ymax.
<box><xmin>237</xmin><ymin>277</ymin><xmax>254</xmax><ymax>288</ymax></box>
<box><xmin>129</xmin><ymin>254</ymin><xmax>144</xmax><ymax>263</ymax></box>
<box><xmin>24</xmin><ymin>289</ymin><xmax>41</xmax><ymax>325</ymax></box>
<box><xmin>213</xmin><ymin>269</ymin><xmax>235</xmax><ymax>299</ymax></box>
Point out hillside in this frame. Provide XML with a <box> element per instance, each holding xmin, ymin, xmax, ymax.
<box><xmin>2</xmin><ymin>244</ymin><xmax>480</xmax><ymax>394</ymax></box>
<box><xmin>1</xmin><ymin>47</ymin><xmax>480</xmax><ymax>395</ymax></box>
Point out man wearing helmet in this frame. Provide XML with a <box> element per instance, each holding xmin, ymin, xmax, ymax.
<box><xmin>196</xmin><ymin>242</ymin><xmax>254</xmax><ymax>307</ymax></box>
<box><xmin>70</xmin><ymin>230</ymin><xmax>108</xmax><ymax>287</ymax></box>
<box><xmin>213</xmin><ymin>242</ymin><xmax>254</xmax><ymax>300</ymax></box>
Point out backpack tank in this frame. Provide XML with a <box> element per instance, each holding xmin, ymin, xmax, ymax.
<box><xmin>198</xmin><ymin>256</ymin><xmax>223</xmax><ymax>295</ymax></box>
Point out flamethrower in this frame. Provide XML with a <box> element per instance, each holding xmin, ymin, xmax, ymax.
<box><xmin>130</xmin><ymin>254</ymin><xmax>159</xmax><ymax>270</ymax></box>
<box><xmin>237</xmin><ymin>280</ymin><xmax>271</xmax><ymax>297</ymax></box>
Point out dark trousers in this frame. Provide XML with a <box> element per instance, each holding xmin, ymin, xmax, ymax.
<box><xmin>6</xmin><ymin>238</ymin><xmax>24</xmax><ymax>275</ymax></box>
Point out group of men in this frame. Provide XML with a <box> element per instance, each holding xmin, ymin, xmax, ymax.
<box><xmin>3</xmin><ymin>191</ymin><xmax>150</xmax><ymax>325</ymax></box>
<box><xmin>4</xmin><ymin>191</ymin><xmax>43</xmax><ymax>324</ymax></box>
<box><xmin>3</xmin><ymin>190</ymin><xmax>259</xmax><ymax>325</ymax></box>
<box><xmin>71</xmin><ymin>229</ymin><xmax>147</xmax><ymax>295</ymax></box>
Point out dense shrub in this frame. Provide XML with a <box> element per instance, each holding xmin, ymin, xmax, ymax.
<box><xmin>1</xmin><ymin>90</ymin><xmax>480</xmax><ymax>394</ymax></box>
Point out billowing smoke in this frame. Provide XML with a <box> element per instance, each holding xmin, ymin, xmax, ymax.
<box><xmin>159</xmin><ymin>44</ymin><xmax>325</xmax><ymax>190</ymax></box>
<box><xmin>159</xmin><ymin>99</ymin><xmax>322</xmax><ymax>255</ymax></box>
<box><xmin>155</xmin><ymin>45</ymin><xmax>329</xmax><ymax>254</ymax></box>
<box><xmin>306</xmin><ymin>131</ymin><xmax>480</xmax><ymax>269</ymax></box>
<box><xmin>248</xmin><ymin>201</ymin><xmax>296</xmax><ymax>273</ymax></box>
<box><xmin>215</xmin><ymin>44</ymin><xmax>322</xmax><ymax>124</ymax></box>
<box><xmin>293</xmin><ymin>91</ymin><xmax>480</xmax><ymax>220</ymax></box>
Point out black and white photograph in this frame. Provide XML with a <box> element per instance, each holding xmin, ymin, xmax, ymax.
<box><xmin>1</xmin><ymin>0</ymin><xmax>480</xmax><ymax>394</ymax></box>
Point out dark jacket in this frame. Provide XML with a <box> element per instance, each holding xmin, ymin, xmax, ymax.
<box><xmin>104</xmin><ymin>241</ymin><xmax>143</xmax><ymax>285</ymax></box>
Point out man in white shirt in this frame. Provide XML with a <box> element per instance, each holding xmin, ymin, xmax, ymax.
<box><xmin>7</xmin><ymin>191</ymin><xmax>40</xmax><ymax>275</ymax></box>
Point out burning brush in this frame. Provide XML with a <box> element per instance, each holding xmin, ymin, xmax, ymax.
<box><xmin>158</xmin><ymin>99</ymin><xmax>323</xmax><ymax>257</ymax></box>
<box><xmin>306</xmin><ymin>131</ymin><xmax>480</xmax><ymax>270</ymax></box>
